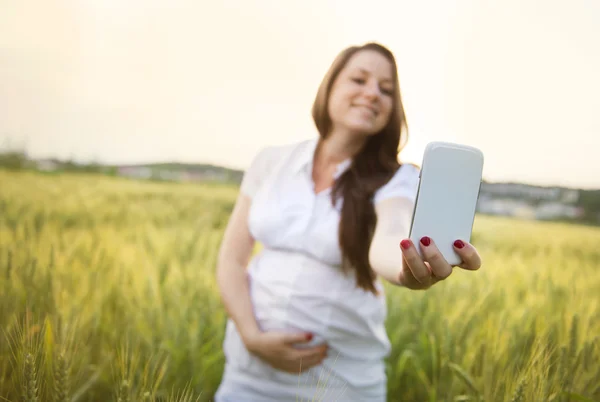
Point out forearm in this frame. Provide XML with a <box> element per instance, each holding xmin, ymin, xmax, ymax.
<box><xmin>370</xmin><ymin>197</ymin><xmax>430</xmax><ymax>290</ymax></box>
<box><xmin>216</xmin><ymin>258</ymin><xmax>261</xmax><ymax>345</ymax></box>
<box><xmin>369</xmin><ymin>233</ymin><xmax>404</xmax><ymax>286</ymax></box>
<box><xmin>370</xmin><ymin>236</ymin><xmax>429</xmax><ymax>290</ymax></box>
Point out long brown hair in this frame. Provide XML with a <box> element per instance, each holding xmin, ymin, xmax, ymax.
<box><xmin>311</xmin><ymin>42</ymin><xmax>409</xmax><ymax>294</ymax></box>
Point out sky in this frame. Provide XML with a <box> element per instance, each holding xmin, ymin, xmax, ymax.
<box><xmin>1</xmin><ymin>0</ymin><xmax>599</xmax><ymax>189</ymax></box>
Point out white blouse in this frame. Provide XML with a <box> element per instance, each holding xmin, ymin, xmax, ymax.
<box><xmin>216</xmin><ymin>138</ymin><xmax>420</xmax><ymax>402</ymax></box>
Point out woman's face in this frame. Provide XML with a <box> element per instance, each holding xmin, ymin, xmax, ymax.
<box><xmin>327</xmin><ymin>49</ymin><xmax>395</xmax><ymax>137</ymax></box>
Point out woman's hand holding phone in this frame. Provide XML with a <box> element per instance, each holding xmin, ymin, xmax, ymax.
<box><xmin>398</xmin><ymin>141</ymin><xmax>484</xmax><ymax>289</ymax></box>
<box><xmin>398</xmin><ymin>236</ymin><xmax>482</xmax><ymax>289</ymax></box>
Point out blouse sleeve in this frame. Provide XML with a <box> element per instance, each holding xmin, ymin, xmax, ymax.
<box><xmin>373</xmin><ymin>163</ymin><xmax>420</xmax><ymax>205</ymax></box>
<box><xmin>239</xmin><ymin>146</ymin><xmax>276</xmax><ymax>199</ymax></box>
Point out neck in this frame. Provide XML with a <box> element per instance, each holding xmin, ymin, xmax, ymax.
<box><xmin>316</xmin><ymin>129</ymin><xmax>366</xmax><ymax>166</ymax></box>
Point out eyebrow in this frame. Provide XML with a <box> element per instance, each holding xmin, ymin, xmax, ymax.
<box><xmin>357</xmin><ymin>68</ymin><xmax>393</xmax><ymax>84</ymax></box>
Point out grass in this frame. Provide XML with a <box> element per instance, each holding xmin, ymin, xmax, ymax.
<box><xmin>0</xmin><ymin>169</ymin><xmax>598</xmax><ymax>402</ymax></box>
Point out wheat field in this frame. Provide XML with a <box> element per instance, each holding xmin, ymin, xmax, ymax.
<box><xmin>0</xmin><ymin>169</ymin><xmax>598</xmax><ymax>402</ymax></box>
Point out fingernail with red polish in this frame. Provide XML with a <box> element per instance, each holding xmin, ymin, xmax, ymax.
<box><xmin>454</xmin><ymin>240</ymin><xmax>465</xmax><ymax>249</ymax></box>
<box><xmin>306</xmin><ymin>333</ymin><xmax>313</xmax><ymax>341</ymax></box>
<box><xmin>400</xmin><ymin>239</ymin><xmax>411</xmax><ymax>250</ymax></box>
<box><xmin>420</xmin><ymin>236</ymin><xmax>431</xmax><ymax>246</ymax></box>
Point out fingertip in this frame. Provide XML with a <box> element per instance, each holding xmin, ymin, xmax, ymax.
<box><xmin>420</xmin><ymin>236</ymin><xmax>431</xmax><ymax>247</ymax></box>
<box><xmin>400</xmin><ymin>239</ymin><xmax>412</xmax><ymax>250</ymax></box>
<box><xmin>453</xmin><ymin>239</ymin><xmax>465</xmax><ymax>249</ymax></box>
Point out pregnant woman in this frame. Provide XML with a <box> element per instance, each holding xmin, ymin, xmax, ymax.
<box><xmin>213</xmin><ymin>42</ymin><xmax>482</xmax><ymax>402</ymax></box>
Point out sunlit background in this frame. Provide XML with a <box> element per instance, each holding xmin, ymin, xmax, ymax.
<box><xmin>2</xmin><ymin>3</ymin><xmax>600</xmax><ymax>401</ymax></box>
<box><xmin>1</xmin><ymin>0</ymin><xmax>599</xmax><ymax>189</ymax></box>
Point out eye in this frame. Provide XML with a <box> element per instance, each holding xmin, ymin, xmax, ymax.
<box><xmin>380</xmin><ymin>87</ymin><xmax>393</xmax><ymax>96</ymax></box>
<box><xmin>351</xmin><ymin>77</ymin><xmax>366</xmax><ymax>84</ymax></box>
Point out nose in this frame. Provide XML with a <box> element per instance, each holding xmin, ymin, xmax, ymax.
<box><xmin>363</xmin><ymin>79</ymin><xmax>381</xmax><ymax>99</ymax></box>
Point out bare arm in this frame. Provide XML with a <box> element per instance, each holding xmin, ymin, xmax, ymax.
<box><xmin>368</xmin><ymin>196</ymin><xmax>412</xmax><ymax>285</ymax></box>
<box><xmin>369</xmin><ymin>196</ymin><xmax>430</xmax><ymax>289</ymax></box>
<box><xmin>216</xmin><ymin>192</ymin><xmax>261</xmax><ymax>345</ymax></box>
<box><xmin>216</xmin><ymin>157</ymin><xmax>328</xmax><ymax>373</ymax></box>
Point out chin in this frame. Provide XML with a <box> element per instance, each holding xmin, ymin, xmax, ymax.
<box><xmin>344</xmin><ymin>120</ymin><xmax>383</xmax><ymax>136</ymax></box>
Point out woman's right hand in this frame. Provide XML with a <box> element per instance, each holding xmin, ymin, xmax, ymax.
<box><xmin>244</xmin><ymin>331</ymin><xmax>328</xmax><ymax>373</ymax></box>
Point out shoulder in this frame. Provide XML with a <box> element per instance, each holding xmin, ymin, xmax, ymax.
<box><xmin>240</xmin><ymin>139</ymin><xmax>312</xmax><ymax>198</ymax></box>
<box><xmin>373</xmin><ymin>162</ymin><xmax>420</xmax><ymax>205</ymax></box>
<box><xmin>248</xmin><ymin>139</ymin><xmax>309</xmax><ymax>171</ymax></box>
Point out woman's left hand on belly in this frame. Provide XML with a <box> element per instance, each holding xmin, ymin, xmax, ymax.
<box><xmin>245</xmin><ymin>330</ymin><xmax>329</xmax><ymax>374</ymax></box>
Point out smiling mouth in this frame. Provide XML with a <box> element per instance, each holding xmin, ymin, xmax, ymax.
<box><xmin>354</xmin><ymin>105</ymin><xmax>378</xmax><ymax>117</ymax></box>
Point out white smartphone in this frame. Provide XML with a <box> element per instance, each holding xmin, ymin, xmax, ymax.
<box><xmin>408</xmin><ymin>141</ymin><xmax>484</xmax><ymax>266</ymax></box>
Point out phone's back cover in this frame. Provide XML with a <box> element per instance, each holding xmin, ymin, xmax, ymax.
<box><xmin>409</xmin><ymin>142</ymin><xmax>484</xmax><ymax>266</ymax></box>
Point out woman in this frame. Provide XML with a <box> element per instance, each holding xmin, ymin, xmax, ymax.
<box><xmin>214</xmin><ymin>42</ymin><xmax>482</xmax><ymax>401</ymax></box>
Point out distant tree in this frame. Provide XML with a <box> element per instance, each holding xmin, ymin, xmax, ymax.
<box><xmin>578</xmin><ymin>190</ymin><xmax>600</xmax><ymax>223</ymax></box>
<box><xmin>0</xmin><ymin>150</ymin><xmax>28</xmax><ymax>169</ymax></box>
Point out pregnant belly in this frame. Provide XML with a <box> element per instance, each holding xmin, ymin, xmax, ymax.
<box><xmin>247</xmin><ymin>249</ymin><xmax>389</xmax><ymax>354</ymax></box>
